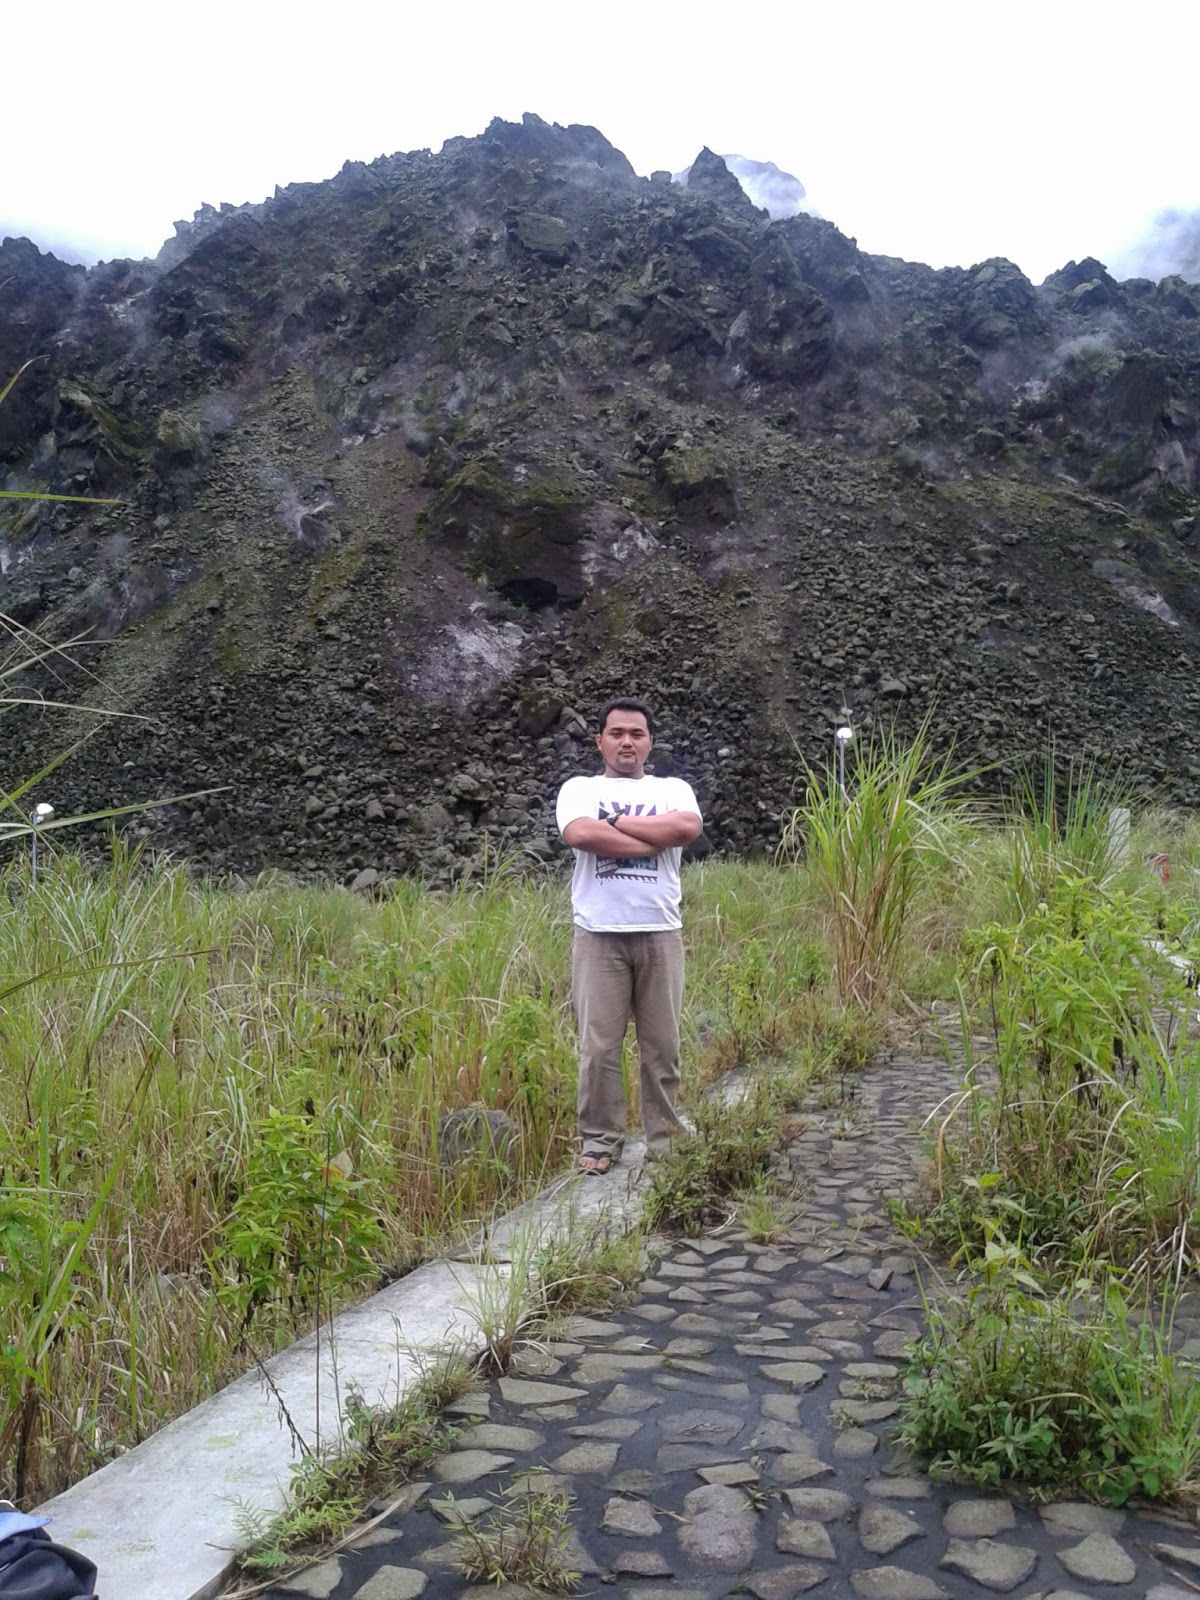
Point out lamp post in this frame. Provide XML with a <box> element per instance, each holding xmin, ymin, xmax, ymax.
<box><xmin>31</xmin><ymin>802</ymin><xmax>54</xmax><ymax>883</ymax></box>
<box><xmin>835</xmin><ymin>723</ymin><xmax>854</xmax><ymax>799</ymax></box>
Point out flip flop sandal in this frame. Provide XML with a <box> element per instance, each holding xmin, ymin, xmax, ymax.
<box><xmin>576</xmin><ymin>1151</ymin><xmax>614</xmax><ymax>1176</ymax></box>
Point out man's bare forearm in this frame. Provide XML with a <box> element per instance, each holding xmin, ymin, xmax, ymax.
<box><xmin>613</xmin><ymin>811</ymin><xmax>703</xmax><ymax>848</ymax></box>
<box><xmin>562</xmin><ymin>818</ymin><xmax>656</xmax><ymax>856</ymax></box>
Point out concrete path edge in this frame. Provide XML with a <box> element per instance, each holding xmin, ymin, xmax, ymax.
<box><xmin>38</xmin><ymin>1143</ymin><xmax>651</xmax><ymax>1600</ymax></box>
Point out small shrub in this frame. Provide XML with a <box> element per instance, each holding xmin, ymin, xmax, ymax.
<box><xmin>768</xmin><ymin>1005</ymin><xmax>881</xmax><ymax>1114</ymax></box>
<box><xmin>721</xmin><ymin>938</ymin><xmax>776</xmax><ymax>1059</ymax></box>
<box><xmin>460</xmin><ymin>1225</ymin><xmax>553</xmax><ymax>1378</ymax></box>
<box><xmin>1003</xmin><ymin>750</ymin><xmax>1135</xmax><ymax>919</ymax></box>
<box><xmin>461</xmin><ymin>1217</ymin><xmax>647</xmax><ymax>1376</ymax></box>
<box><xmin>738</xmin><ymin>1175</ymin><xmax>793</xmax><ymax>1243</ymax></box>
<box><xmin>453</xmin><ymin>1482</ymin><xmax>581</xmax><ymax>1593</ymax></box>
<box><xmin>316</xmin><ymin>941</ymin><xmax>435</xmax><ymax>1065</ymax></box>
<box><xmin>812</xmin><ymin>1006</ymin><xmax>884</xmax><ymax>1080</ymax></box>
<box><xmin>900</xmin><ymin>1240</ymin><xmax>1200</xmax><ymax>1503</ymax></box>
<box><xmin>716</xmin><ymin>935</ymin><xmax>826</xmax><ymax>1061</ymax></box>
<box><xmin>964</xmin><ymin>875</ymin><xmax>1160</xmax><ymax>1085</ymax></box>
<box><xmin>642</xmin><ymin>1089</ymin><xmax>783</xmax><ymax>1236</ymax></box>
<box><xmin>216</xmin><ymin>1108</ymin><xmax>382</xmax><ymax>1334</ymax></box>
<box><xmin>537</xmin><ymin>1223</ymin><xmax>646</xmax><ymax>1313</ymax></box>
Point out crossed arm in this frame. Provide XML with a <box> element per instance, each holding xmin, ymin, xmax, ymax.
<box><xmin>562</xmin><ymin>810</ymin><xmax>704</xmax><ymax>857</ymax></box>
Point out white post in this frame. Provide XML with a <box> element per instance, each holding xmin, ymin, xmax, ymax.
<box><xmin>835</xmin><ymin>723</ymin><xmax>854</xmax><ymax>800</ymax></box>
<box><xmin>31</xmin><ymin>802</ymin><xmax>55</xmax><ymax>883</ymax></box>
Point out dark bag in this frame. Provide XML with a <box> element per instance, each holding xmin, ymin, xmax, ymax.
<box><xmin>0</xmin><ymin>1528</ymin><xmax>97</xmax><ymax>1598</ymax></box>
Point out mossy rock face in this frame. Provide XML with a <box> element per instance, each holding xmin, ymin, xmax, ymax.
<box><xmin>0</xmin><ymin>501</ymin><xmax>40</xmax><ymax>545</ymax></box>
<box><xmin>1156</xmin><ymin>276</ymin><xmax>1200</xmax><ymax>318</ymax></box>
<box><xmin>420</xmin><ymin>438</ymin><xmax>459</xmax><ymax>489</ymax></box>
<box><xmin>778</xmin><ymin>214</ymin><xmax>869</xmax><ymax>304</ymax></box>
<box><xmin>1092</xmin><ymin>440</ymin><xmax>1154</xmax><ymax>492</ymax></box>
<box><xmin>971</xmin><ymin>428</ymin><xmax>1008</xmax><ymax>458</ymax></box>
<box><xmin>1104</xmin><ymin>353</ymin><xmax>1178</xmax><ymax>432</ymax></box>
<box><xmin>655</xmin><ymin>445</ymin><xmax>738</xmax><ymax>522</ymax></box>
<box><xmin>1015</xmin><ymin>383</ymin><xmax>1061</xmax><ymax>422</ymax></box>
<box><xmin>1146</xmin><ymin>479</ymin><xmax>1198</xmax><ymax>526</ymax></box>
<box><xmin>0</xmin><ymin>238</ymin><xmax>82</xmax><ymax>465</ymax></box>
<box><xmin>154</xmin><ymin>410</ymin><xmax>207</xmax><ymax>468</ymax></box>
<box><xmin>961</xmin><ymin>258</ymin><xmax>1039</xmax><ymax>349</ymax></box>
<box><xmin>421</xmin><ymin>459</ymin><xmax>538</xmax><ymax>531</ymax></box>
<box><xmin>642</xmin><ymin>294</ymin><xmax>724</xmax><ymax>359</ymax></box>
<box><xmin>305</xmin><ymin>544</ymin><xmax>366</xmax><ymax>617</ymax></box>
<box><xmin>635</xmin><ymin>606</ymin><xmax>668</xmax><ymax>636</ymax></box>
<box><xmin>421</xmin><ymin>459</ymin><xmax>587</xmax><ymax>605</ymax></box>
<box><xmin>56</xmin><ymin>384</ymin><xmax>148</xmax><ymax>465</ymax></box>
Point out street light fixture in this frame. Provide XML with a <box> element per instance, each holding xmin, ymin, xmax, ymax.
<box><xmin>31</xmin><ymin>802</ymin><xmax>55</xmax><ymax>883</ymax></box>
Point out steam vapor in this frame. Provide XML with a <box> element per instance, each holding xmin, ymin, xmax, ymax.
<box><xmin>1110</xmin><ymin>208</ymin><xmax>1200</xmax><ymax>284</ymax></box>
<box><xmin>673</xmin><ymin>153</ymin><xmax>813</xmax><ymax>220</ymax></box>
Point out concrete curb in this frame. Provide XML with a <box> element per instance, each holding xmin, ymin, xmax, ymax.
<box><xmin>38</xmin><ymin>1144</ymin><xmax>650</xmax><ymax>1600</ymax></box>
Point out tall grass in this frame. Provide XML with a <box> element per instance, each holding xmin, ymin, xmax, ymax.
<box><xmin>0</xmin><ymin>847</ymin><xmax>834</xmax><ymax>1504</ymax></box>
<box><xmin>1000</xmin><ymin>748</ymin><xmax>1138</xmax><ymax>919</ymax></box>
<box><xmin>10</xmin><ymin>724</ymin><xmax>1200</xmax><ymax>1514</ymax></box>
<box><xmin>780</xmin><ymin>722</ymin><xmax>972</xmax><ymax>1009</ymax></box>
<box><xmin>923</xmin><ymin>808</ymin><xmax>1200</xmax><ymax>1276</ymax></box>
<box><xmin>0</xmin><ymin>849</ymin><xmax>575</xmax><ymax>1501</ymax></box>
<box><xmin>896</xmin><ymin>779</ymin><xmax>1200</xmax><ymax>1504</ymax></box>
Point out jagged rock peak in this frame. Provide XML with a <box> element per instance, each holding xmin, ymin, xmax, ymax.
<box><xmin>159</xmin><ymin>198</ymin><xmax>269</xmax><ymax>270</ymax></box>
<box><xmin>476</xmin><ymin>112</ymin><xmax>637</xmax><ymax>178</ymax></box>
<box><xmin>0</xmin><ymin>233</ymin><xmax>84</xmax><ymax>284</ymax></box>
<box><xmin>674</xmin><ymin>150</ymin><xmax>808</xmax><ymax>220</ymax></box>
<box><xmin>676</xmin><ymin>147</ymin><xmax>767</xmax><ymax>219</ymax></box>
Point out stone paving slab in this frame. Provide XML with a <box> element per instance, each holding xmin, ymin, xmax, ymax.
<box><xmin>259</xmin><ymin>1053</ymin><xmax>1200</xmax><ymax>1600</ymax></box>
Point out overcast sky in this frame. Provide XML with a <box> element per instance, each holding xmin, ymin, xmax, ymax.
<box><xmin>7</xmin><ymin>0</ymin><xmax>1199</xmax><ymax>284</ymax></box>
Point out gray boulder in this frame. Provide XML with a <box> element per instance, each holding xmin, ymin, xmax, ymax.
<box><xmin>436</xmin><ymin>1107</ymin><xmax>516</xmax><ymax>1167</ymax></box>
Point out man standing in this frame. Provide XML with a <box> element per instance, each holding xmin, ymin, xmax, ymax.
<box><xmin>556</xmin><ymin>699</ymin><xmax>703</xmax><ymax>1174</ymax></box>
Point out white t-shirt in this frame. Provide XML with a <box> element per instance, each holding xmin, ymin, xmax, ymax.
<box><xmin>555</xmin><ymin>773</ymin><xmax>703</xmax><ymax>932</ymax></box>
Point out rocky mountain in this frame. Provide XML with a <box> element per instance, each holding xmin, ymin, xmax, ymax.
<box><xmin>4</xmin><ymin>113</ymin><xmax>1200</xmax><ymax>885</ymax></box>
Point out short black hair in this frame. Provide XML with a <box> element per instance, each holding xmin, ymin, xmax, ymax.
<box><xmin>598</xmin><ymin>698</ymin><xmax>655</xmax><ymax>736</ymax></box>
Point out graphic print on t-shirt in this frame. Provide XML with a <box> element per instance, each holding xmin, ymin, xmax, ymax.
<box><xmin>596</xmin><ymin>800</ymin><xmax>659</xmax><ymax>880</ymax></box>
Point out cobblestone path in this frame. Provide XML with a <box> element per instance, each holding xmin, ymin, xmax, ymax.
<box><xmin>264</xmin><ymin>1054</ymin><xmax>1200</xmax><ymax>1600</ymax></box>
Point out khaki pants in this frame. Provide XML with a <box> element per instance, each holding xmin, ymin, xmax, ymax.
<box><xmin>572</xmin><ymin>928</ymin><xmax>686</xmax><ymax>1158</ymax></box>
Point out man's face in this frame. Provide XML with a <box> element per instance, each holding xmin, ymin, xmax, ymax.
<box><xmin>597</xmin><ymin>710</ymin><xmax>653</xmax><ymax>778</ymax></box>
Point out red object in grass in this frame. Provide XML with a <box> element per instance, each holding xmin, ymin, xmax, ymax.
<box><xmin>1145</xmin><ymin>852</ymin><xmax>1171</xmax><ymax>883</ymax></box>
